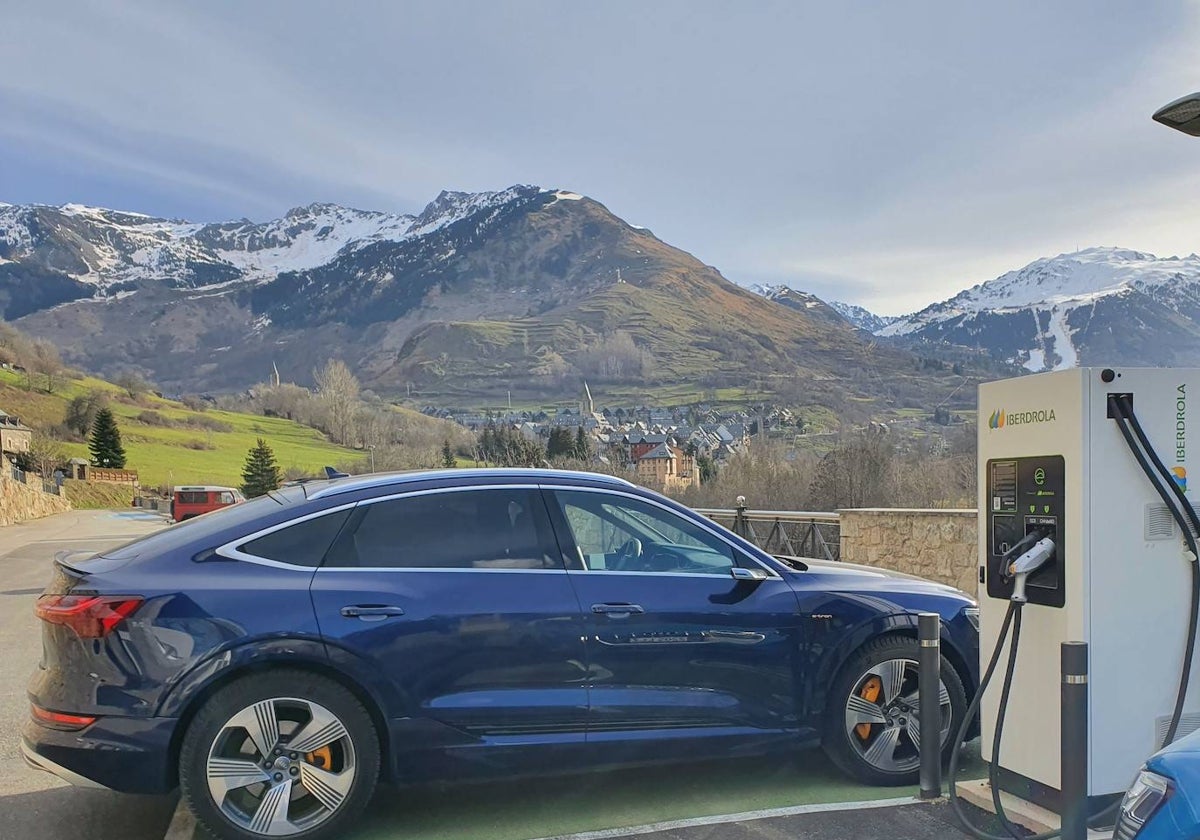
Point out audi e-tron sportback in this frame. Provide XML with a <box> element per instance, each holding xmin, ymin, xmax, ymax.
<box><xmin>23</xmin><ymin>469</ymin><xmax>979</xmax><ymax>840</ymax></box>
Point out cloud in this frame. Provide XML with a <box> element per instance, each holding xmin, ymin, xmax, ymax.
<box><xmin>4</xmin><ymin>0</ymin><xmax>1200</xmax><ymax>316</ymax></box>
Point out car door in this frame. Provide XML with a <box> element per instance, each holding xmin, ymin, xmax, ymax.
<box><xmin>306</xmin><ymin>485</ymin><xmax>590</xmax><ymax>753</ymax></box>
<box><xmin>543</xmin><ymin>486</ymin><xmax>805</xmax><ymax>742</ymax></box>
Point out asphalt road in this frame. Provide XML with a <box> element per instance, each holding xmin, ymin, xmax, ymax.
<box><xmin>0</xmin><ymin>509</ymin><xmax>177</xmax><ymax>840</ymax></box>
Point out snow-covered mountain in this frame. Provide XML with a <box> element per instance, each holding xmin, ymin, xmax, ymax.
<box><xmin>746</xmin><ymin>284</ymin><xmax>897</xmax><ymax>332</ymax></box>
<box><xmin>0</xmin><ymin>186</ymin><xmax>546</xmax><ymax>300</ymax></box>
<box><xmin>1</xmin><ymin>186</ymin><xmax>935</xmax><ymax>408</ymax></box>
<box><xmin>747</xmin><ymin>284</ymin><xmax>850</xmax><ymax>328</ymax></box>
<box><xmin>828</xmin><ymin>300</ymin><xmax>897</xmax><ymax>333</ymax></box>
<box><xmin>880</xmin><ymin>247</ymin><xmax>1200</xmax><ymax>371</ymax></box>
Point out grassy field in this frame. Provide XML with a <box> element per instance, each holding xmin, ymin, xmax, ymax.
<box><xmin>0</xmin><ymin>370</ymin><xmax>358</xmax><ymax>489</ymax></box>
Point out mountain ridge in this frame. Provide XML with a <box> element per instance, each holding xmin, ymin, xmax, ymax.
<box><xmin>0</xmin><ymin>186</ymin><xmax>967</xmax><ymax>415</ymax></box>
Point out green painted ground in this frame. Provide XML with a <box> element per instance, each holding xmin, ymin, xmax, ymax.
<box><xmin>340</xmin><ymin>743</ymin><xmax>986</xmax><ymax>840</ymax></box>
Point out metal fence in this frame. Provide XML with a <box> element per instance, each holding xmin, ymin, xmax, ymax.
<box><xmin>6</xmin><ymin>463</ymin><xmax>61</xmax><ymax>495</ymax></box>
<box><xmin>695</xmin><ymin>503</ymin><xmax>840</xmax><ymax>561</ymax></box>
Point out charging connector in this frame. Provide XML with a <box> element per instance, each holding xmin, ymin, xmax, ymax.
<box><xmin>1008</xmin><ymin>537</ymin><xmax>1056</xmax><ymax>603</ymax></box>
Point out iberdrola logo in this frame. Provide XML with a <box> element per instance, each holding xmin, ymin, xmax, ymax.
<box><xmin>988</xmin><ymin>409</ymin><xmax>1006</xmax><ymax>430</ymax></box>
<box><xmin>1173</xmin><ymin>466</ymin><xmax>1188</xmax><ymax>492</ymax></box>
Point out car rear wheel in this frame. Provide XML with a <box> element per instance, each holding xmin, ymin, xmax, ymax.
<box><xmin>821</xmin><ymin>635</ymin><xmax>966</xmax><ymax>786</ymax></box>
<box><xmin>179</xmin><ymin>671</ymin><xmax>380</xmax><ymax>840</ymax></box>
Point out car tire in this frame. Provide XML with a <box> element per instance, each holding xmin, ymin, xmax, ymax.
<box><xmin>179</xmin><ymin>670</ymin><xmax>380</xmax><ymax>840</ymax></box>
<box><xmin>821</xmin><ymin>635</ymin><xmax>966</xmax><ymax>787</ymax></box>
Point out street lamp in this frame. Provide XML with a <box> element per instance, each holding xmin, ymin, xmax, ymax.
<box><xmin>1153</xmin><ymin>92</ymin><xmax>1200</xmax><ymax>136</ymax></box>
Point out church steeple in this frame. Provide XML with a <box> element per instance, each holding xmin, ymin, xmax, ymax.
<box><xmin>581</xmin><ymin>381</ymin><xmax>594</xmax><ymax>416</ymax></box>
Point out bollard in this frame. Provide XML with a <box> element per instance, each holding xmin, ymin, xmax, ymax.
<box><xmin>918</xmin><ymin>612</ymin><xmax>942</xmax><ymax>800</ymax></box>
<box><xmin>1061</xmin><ymin>642</ymin><xmax>1088</xmax><ymax>840</ymax></box>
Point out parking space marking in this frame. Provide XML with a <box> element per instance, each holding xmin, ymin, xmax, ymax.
<box><xmin>528</xmin><ymin>796</ymin><xmax>921</xmax><ymax>840</ymax></box>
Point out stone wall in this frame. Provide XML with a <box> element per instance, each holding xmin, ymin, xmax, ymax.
<box><xmin>839</xmin><ymin>508</ymin><xmax>978</xmax><ymax>594</ymax></box>
<box><xmin>0</xmin><ymin>472</ymin><xmax>71</xmax><ymax>526</ymax></box>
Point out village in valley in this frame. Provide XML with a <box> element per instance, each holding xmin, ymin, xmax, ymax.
<box><xmin>426</xmin><ymin>382</ymin><xmax>798</xmax><ymax>491</ymax></box>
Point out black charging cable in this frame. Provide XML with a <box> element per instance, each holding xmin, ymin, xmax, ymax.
<box><xmin>1110</xmin><ymin>394</ymin><xmax>1200</xmax><ymax>751</ymax></box>
<box><xmin>948</xmin><ymin>600</ymin><xmax>1062</xmax><ymax>840</ymax></box>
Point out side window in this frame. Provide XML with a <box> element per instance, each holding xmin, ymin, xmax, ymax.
<box><xmin>327</xmin><ymin>489</ymin><xmax>560</xmax><ymax>570</ymax></box>
<box><xmin>552</xmin><ymin>490</ymin><xmax>736</xmax><ymax>575</ymax></box>
<box><xmin>177</xmin><ymin>491</ymin><xmax>206</xmax><ymax>505</ymax></box>
<box><xmin>238</xmin><ymin>509</ymin><xmax>352</xmax><ymax>567</ymax></box>
<box><xmin>219</xmin><ymin>491</ymin><xmax>235</xmax><ymax>505</ymax></box>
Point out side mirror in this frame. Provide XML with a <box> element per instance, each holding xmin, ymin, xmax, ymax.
<box><xmin>731</xmin><ymin>567</ymin><xmax>769</xmax><ymax>582</ymax></box>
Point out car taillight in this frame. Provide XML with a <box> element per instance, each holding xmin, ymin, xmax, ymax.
<box><xmin>34</xmin><ymin>594</ymin><xmax>143</xmax><ymax>638</ymax></box>
<box><xmin>30</xmin><ymin>704</ymin><xmax>97</xmax><ymax>731</ymax></box>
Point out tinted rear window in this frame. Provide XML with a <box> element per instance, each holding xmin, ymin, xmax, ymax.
<box><xmin>325</xmin><ymin>488</ymin><xmax>558</xmax><ymax>569</ymax></box>
<box><xmin>176</xmin><ymin>491</ymin><xmax>210</xmax><ymax>504</ymax></box>
<box><xmin>238</xmin><ymin>509</ymin><xmax>352</xmax><ymax>567</ymax></box>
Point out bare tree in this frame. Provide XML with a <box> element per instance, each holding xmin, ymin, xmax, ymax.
<box><xmin>26</xmin><ymin>431</ymin><xmax>66</xmax><ymax>478</ymax></box>
<box><xmin>575</xmin><ymin>331</ymin><xmax>652</xmax><ymax>380</ymax></box>
<box><xmin>0</xmin><ymin>322</ymin><xmax>34</xmax><ymax>367</ymax></box>
<box><xmin>115</xmin><ymin>370</ymin><xmax>150</xmax><ymax>399</ymax></box>
<box><xmin>313</xmin><ymin>360</ymin><xmax>360</xmax><ymax>446</ymax></box>
<box><xmin>256</xmin><ymin>382</ymin><xmax>313</xmax><ymax>422</ymax></box>
<box><xmin>25</xmin><ymin>341</ymin><xmax>64</xmax><ymax>393</ymax></box>
<box><xmin>64</xmin><ymin>390</ymin><xmax>110</xmax><ymax>438</ymax></box>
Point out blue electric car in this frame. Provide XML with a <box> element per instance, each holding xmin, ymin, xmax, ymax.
<box><xmin>1114</xmin><ymin>728</ymin><xmax>1200</xmax><ymax>839</ymax></box>
<box><xmin>23</xmin><ymin>469</ymin><xmax>979</xmax><ymax>840</ymax></box>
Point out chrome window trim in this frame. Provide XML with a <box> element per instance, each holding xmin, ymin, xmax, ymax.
<box><xmin>546</xmin><ymin>485</ymin><xmax>781</xmax><ymax>579</ymax></box>
<box><xmin>564</xmin><ymin>569</ymin><xmax>745</xmax><ymax>580</ymax></box>
<box><xmin>213</xmin><ymin>481</ymin><xmax>775</xmax><ymax>578</ymax></box>
<box><xmin>314</xmin><ymin>566</ymin><xmax>568</xmax><ymax>575</ymax></box>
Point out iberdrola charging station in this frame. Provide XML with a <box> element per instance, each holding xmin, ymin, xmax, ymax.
<box><xmin>949</xmin><ymin>366</ymin><xmax>1200</xmax><ymax>839</ymax></box>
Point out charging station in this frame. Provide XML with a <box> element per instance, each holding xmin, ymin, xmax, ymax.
<box><xmin>976</xmin><ymin>367</ymin><xmax>1200</xmax><ymax>811</ymax></box>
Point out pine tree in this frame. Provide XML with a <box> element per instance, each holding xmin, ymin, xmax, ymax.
<box><xmin>441</xmin><ymin>440</ymin><xmax>456</xmax><ymax>468</ymax></box>
<box><xmin>88</xmin><ymin>408</ymin><xmax>127</xmax><ymax>468</ymax></box>
<box><xmin>241</xmin><ymin>438</ymin><xmax>282</xmax><ymax>498</ymax></box>
<box><xmin>547</xmin><ymin>427</ymin><xmax>573</xmax><ymax>459</ymax></box>
<box><xmin>574</xmin><ymin>426</ymin><xmax>590</xmax><ymax>460</ymax></box>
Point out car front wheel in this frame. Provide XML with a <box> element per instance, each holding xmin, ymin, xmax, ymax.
<box><xmin>179</xmin><ymin>670</ymin><xmax>380</xmax><ymax>840</ymax></box>
<box><xmin>822</xmin><ymin>635</ymin><xmax>966</xmax><ymax>786</ymax></box>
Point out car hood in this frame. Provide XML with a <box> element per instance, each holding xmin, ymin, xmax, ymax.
<box><xmin>777</xmin><ymin>555</ymin><xmax>972</xmax><ymax>599</ymax></box>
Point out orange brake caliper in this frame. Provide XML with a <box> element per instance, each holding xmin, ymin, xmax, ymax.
<box><xmin>305</xmin><ymin>746</ymin><xmax>333</xmax><ymax>769</ymax></box>
<box><xmin>856</xmin><ymin>676</ymin><xmax>882</xmax><ymax>740</ymax></box>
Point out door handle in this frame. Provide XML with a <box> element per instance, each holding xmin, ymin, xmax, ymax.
<box><xmin>340</xmin><ymin>605</ymin><xmax>405</xmax><ymax>621</ymax></box>
<box><xmin>591</xmin><ymin>603</ymin><xmax>644</xmax><ymax>617</ymax></box>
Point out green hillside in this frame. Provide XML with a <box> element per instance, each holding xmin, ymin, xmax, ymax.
<box><xmin>0</xmin><ymin>370</ymin><xmax>359</xmax><ymax>489</ymax></box>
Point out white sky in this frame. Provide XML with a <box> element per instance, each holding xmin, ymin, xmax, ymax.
<box><xmin>3</xmin><ymin>0</ymin><xmax>1200</xmax><ymax>315</ymax></box>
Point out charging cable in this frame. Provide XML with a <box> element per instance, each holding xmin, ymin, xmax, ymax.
<box><xmin>949</xmin><ymin>546</ymin><xmax>1058</xmax><ymax>840</ymax></box>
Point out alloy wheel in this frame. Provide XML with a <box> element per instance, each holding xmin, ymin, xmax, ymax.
<box><xmin>843</xmin><ymin>657</ymin><xmax>952</xmax><ymax>773</ymax></box>
<box><xmin>205</xmin><ymin>697</ymin><xmax>356</xmax><ymax>837</ymax></box>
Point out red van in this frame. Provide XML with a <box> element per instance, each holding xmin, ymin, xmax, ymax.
<box><xmin>171</xmin><ymin>485</ymin><xmax>245</xmax><ymax>521</ymax></box>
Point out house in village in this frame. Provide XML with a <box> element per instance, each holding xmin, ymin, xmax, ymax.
<box><xmin>0</xmin><ymin>410</ymin><xmax>32</xmax><ymax>455</ymax></box>
<box><xmin>634</xmin><ymin>442</ymin><xmax>701</xmax><ymax>491</ymax></box>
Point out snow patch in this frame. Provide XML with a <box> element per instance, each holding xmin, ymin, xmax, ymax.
<box><xmin>1024</xmin><ymin>349</ymin><xmax>1045</xmax><ymax>372</ymax></box>
<box><xmin>1046</xmin><ymin>306</ymin><xmax>1077</xmax><ymax>369</ymax></box>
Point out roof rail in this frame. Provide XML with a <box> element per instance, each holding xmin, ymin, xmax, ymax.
<box><xmin>306</xmin><ymin>467</ymin><xmax>635</xmax><ymax>501</ymax></box>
